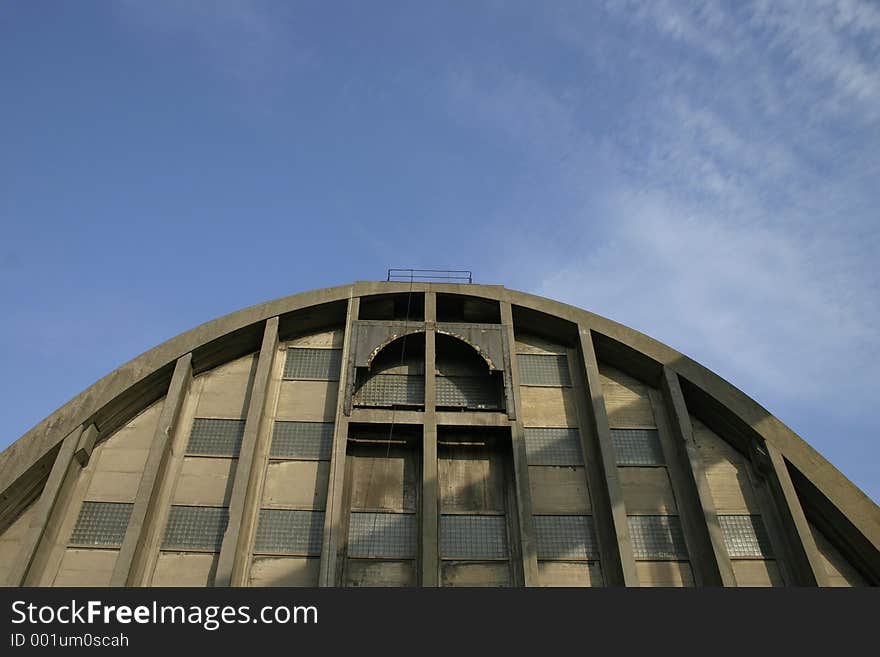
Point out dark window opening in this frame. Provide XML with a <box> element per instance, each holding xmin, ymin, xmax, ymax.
<box><xmin>436</xmin><ymin>294</ymin><xmax>501</xmax><ymax>324</ymax></box>
<box><xmin>359</xmin><ymin>293</ymin><xmax>425</xmax><ymax>321</ymax></box>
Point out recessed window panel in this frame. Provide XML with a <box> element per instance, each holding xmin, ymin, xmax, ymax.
<box><xmin>187</xmin><ymin>418</ymin><xmax>246</xmax><ymax>456</ymax></box>
<box><xmin>436</xmin><ymin>376</ymin><xmax>501</xmax><ymax>409</ymax></box>
<box><xmin>628</xmin><ymin>515</ymin><xmax>688</xmax><ymax>559</ymax></box>
<box><xmin>69</xmin><ymin>502</ymin><xmax>132</xmax><ymax>547</ymax></box>
<box><xmin>270</xmin><ymin>421</ymin><xmax>334</xmax><ymax>460</ymax></box>
<box><xmin>284</xmin><ymin>348</ymin><xmax>342</xmax><ymax>381</ymax></box>
<box><xmin>254</xmin><ymin>509</ymin><xmax>324</xmax><ymax>555</ymax></box>
<box><xmin>347</xmin><ymin>512</ymin><xmax>416</xmax><ymax>559</ymax></box>
<box><xmin>611</xmin><ymin>429</ymin><xmax>664</xmax><ymax>466</ymax></box>
<box><xmin>719</xmin><ymin>515</ymin><xmax>773</xmax><ymax>558</ymax></box>
<box><xmin>518</xmin><ymin>354</ymin><xmax>571</xmax><ymax>387</ymax></box>
<box><xmin>354</xmin><ymin>374</ymin><xmax>424</xmax><ymax>406</ymax></box>
<box><xmin>524</xmin><ymin>428</ymin><xmax>583</xmax><ymax>465</ymax></box>
<box><xmin>534</xmin><ymin>515</ymin><xmax>598</xmax><ymax>560</ymax></box>
<box><xmin>162</xmin><ymin>506</ymin><xmax>229</xmax><ymax>552</ymax></box>
<box><xmin>440</xmin><ymin>515</ymin><xmax>508</xmax><ymax>559</ymax></box>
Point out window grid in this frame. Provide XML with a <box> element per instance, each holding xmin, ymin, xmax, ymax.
<box><xmin>435</xmin><ymin>375</ymin><xmax>501</xmax><ymax>409</ymax></box>
<box><xmin>283</xmin><ymin>348</ymin><xmax>342</xmax><ymax>381</ymax></box>
<box><xmin>628</xmin><ymin>515</ymin><xmax>689</xmax><ymax>559</ymax></box>
<box><xmin>611</xmin><ymin>428</ymin><xmax>665</xmax><ymax>466</ymax></box>
<box><xmin>440</xmin><ymin>515</ymin><xmax>508</xmax><ymax>559</ymax></box>
<box><xmin>718</xmin><ymin>515</ymin><xmax>773</xmax><ymax>558</ymax></box>
<box><xmin>354</xmin><ymin>374</ymin><xmax>424</xmax><ymax>407</ymax></box>
<box><xmin>347</xmin><ymin>512</ymin><xmax>417</xmax><ymax>559</ymax></box>
<box><xmin>533</xmin><ymin>515</ymin><xmax>598</xmax><ymax>560</ymax></box>
<box><xmin>524</xmin><ymin>427</ymin><xmax>583</xmax><ymax>465</ymax></box>
<box><xmin>254</xmin><ymin>509</ymin><xmax>324</xmax><ymax>555</ymax></box>
<box><xmin>69</xmin><ymin>502</ymin><xmax>133</xmax><ymax>547</ymax></box>
<box><xmin>162</xmin><ymin>506</ymin><xmax>229</xmax><ymax>552</ymax></box>
<box><xmin>517</xmin><ymin>354</ymin><xmax>572</xmax><ymax>387</ymax></box>
<box><xmin>186</xmin><ymin>418</ymin><xmax>246</xmax><ymax>456</ymax></box>
<box><xmin>270</xmin><ymin>421</ymin><xmax>334</xmax><ymax>460</ymax></box>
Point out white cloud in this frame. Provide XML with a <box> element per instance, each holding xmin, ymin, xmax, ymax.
<box><xmin>447</xmin><ymin>2</ymin><xmax>880</xmax><ymax>429</ymax></box>
<box><xmin>609</xmin><ymin>0</ymin><xmax>880</xmax><ymax>123</ymax></box>
<box><xmin>604</xmin><ymin>0</ymin><xmax>743</xmax><ymax>61</ymax></box>
<box><xmin>537</xmin><ymin>188</ymin><xmax>878</xmax><ymax>412</ymax></box>
<box><xmin>751</xmin><ymin>0</ymin><xmax>880</xmax><ymax>120</ymax></box>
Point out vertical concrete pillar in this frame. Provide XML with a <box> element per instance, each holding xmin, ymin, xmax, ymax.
<box><xmin>500</xmin><ymin>301</ymin><xmax>539</xmax><ymax>587</ymax></box>
<box><xmin>659</xmin><ymin>366</ymin><xmax>735</xmax><ymax>586</ymax></box>
<box><xmin>7</xmin><ymin>423</ymin><xmax>90</xmax><ymax>586</ymax></box>
<box><xmin>215</xmin><ymin>317</ymin><xmax>279</xmax><ymax>586</ymax></box>
<box><xmin>576</xmin><ymin>327</ymin><xmax>639</xmax><ymax>586</ymax></box>
<box><xmin>111</xmin><ymin>353</ymin><xmax>192</xmax><ymax>586</ymax></box>
<box><xmin>650</xmin><ymin>384</ymin><xmax>723</xmax><ymax>586</ymax></box>
<box><xmin>73</xmin><ymin>423</ymin><xmax>100</xmax><ymax>467</ymax></box>
<box><xmin>567</xmin><ymin>346</ymin><xmax>625</xmax><ymax>587</ymax></box>
<box><xmin>422</xmin><ymin>291</ymin><xmax>439</xmax><ymax>586</ymax></box>
<box><xmin>764</xmin><ymin>441</ymin><xmax>828</xmax><ymax>586</ymax></box>
<box><xmin>319</xmin><ymin>295</ymin><xmax>359</xmax><ymax>586</ymax></box>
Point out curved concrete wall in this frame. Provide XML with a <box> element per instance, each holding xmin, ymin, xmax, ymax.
<box><xmin>1</xmin><ymin>282</ymin><xmax>877</xmax><ymax>587</ymax></box>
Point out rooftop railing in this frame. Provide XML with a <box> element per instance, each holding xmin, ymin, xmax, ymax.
<box><xmin>386</xmin><ymin>269</ymin><xmax>473</xmax><ymax>284</ymax></box>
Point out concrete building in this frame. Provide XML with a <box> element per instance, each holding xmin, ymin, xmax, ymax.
<box><xmin>1</xmin><ymin>280</ymin><xmax>877</xmax><ymax>587</ymax></box>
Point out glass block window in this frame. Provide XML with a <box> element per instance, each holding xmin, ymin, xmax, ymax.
<box><xmin>270</xmin><ymin>421</ymin><xmax>334</xmax><ymax>460</ymax></box>
<box><xmin>611</xmin><ymin>429</ymin><xmax>664</xmax><ymax>466</ymax></box>
<box><xmin>534</xmin><ymin>515</ymin><xmax>598</xmax><ymax>560</ymax></box>
<box><xmin>283</xmin><ymin>348</ymin><xmax>342</xmax><ymax>380</ymax></box>
<box><xmin>69</xmin><ymin>502</ymin><xmax>132</xmax><ymax>547</ymax></box>
<box><xmin>162</xmin><ymin>506</ymin><xmax>229</xmax><ymax>552</ymax></box>
<box><xmin>435</xmin><ymin>376</ymin><xmax>501</xmax><ymax>409</ymax></box>
<box><xmin>347</xmin><ymin>512</ymin><xmax>417</xmax><ymax>559</ymax></box>
<box><xmin>719</xmin><ymin>515</ymin><xmax>773</xmax><ymax>558</ymax></box>
<box><xmin>440</xmin><ymin>515</ymin><xmax>508</xmax><ymax>559</ymax></box>
<box><xmin>524</xmin><ymin>428</ymin><xmax>583</xmax><ymax>465</ymax></box>
<box><xmin>186</xmin><ymin>418</ymin><xmax>246</xmax><ymax>456</ymax></box>
<box><xmin>354</xmin><ymin>374</ymin><xmax>424</xmax><ymax>407</ymax></box>
<box><xmin>254</xmin><ymin>509</ymin><xmax>324</xmax><ymax>555</ymax></box>
<box><xmin>628</xmin><ymin>515</ymin><xmax>688</xmax><ymax>559</ymax></box>
<box><xmin>518</xmin><ymin>354</ymin><xmax>571</xmax><ymax>387</ymax></box>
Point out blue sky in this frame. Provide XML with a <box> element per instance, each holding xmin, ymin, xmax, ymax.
<box><xmin>1</xmin><ymin>1</ymin><xmax>877</xmax><ymax>502</ymax></box>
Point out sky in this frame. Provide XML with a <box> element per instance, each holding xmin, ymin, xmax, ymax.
<box><xmin>0</xmin><ymin>1</ymin><xmax>877</xmax><ymax>503</ymax></box>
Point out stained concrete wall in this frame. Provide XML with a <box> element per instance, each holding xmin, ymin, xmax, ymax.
<box><xmin>439</xmin><ymin>439</ymin><xmax>511</xmax><ymax>587</ymax></box>
<box><xmin>41</xmin><ymin>401</ymin><xmax>163</xmax><ymax>586</ymax></box>
<box><xmin>809</xmin><ymin>522</ymin><xmax>866</xmax><ymax>587</ymax></box>
<box><xmin>151</xmin><ymin>352</ymin><xmax>258</xmax><ymax>587</ymax></box>
<box><xmin>691</xmin><ymin>417</ymin><xmax>784</xmax><ymax>586</ymax></box>
<box><xmin>248</xmin><ymin>329</ymin><xmax>342</xmax><ymax>587</ymax></box>
<box><xmin>517</xmin><ymin>333</ymin><xmax>600</xmax><ymax>587</ymax></box>
<box><xmin>600</xmin><ymin>365</ymin><xmax>694</xmax><ymax>588</ymax></box>
<box><xmin>0</xmin><ymin>502</ymin><xmax>37</xmax><ymax>585</ymax></box>
<box><xmin>1</xmin><ymin>285</ymin><xmax>875</xmax><ymax>588</ymax></box>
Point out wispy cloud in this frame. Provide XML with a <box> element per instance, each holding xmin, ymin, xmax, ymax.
<box><xmin>444</xmin><ymin>1</ymin><xmax>880</xmax><ymax>457</ymax></box>
<box><xmin>750</xmin><ymin>0</ymin><xmax>880</xmax><ymax>121</ymax></box>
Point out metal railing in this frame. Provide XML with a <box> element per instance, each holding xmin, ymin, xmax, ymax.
<box><xmin>386</xmin><ymin>269</ymin><xmax>473</xmax><ymax>284</ymax></box>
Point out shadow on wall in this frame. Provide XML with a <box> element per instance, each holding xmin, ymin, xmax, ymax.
<box><xmin>667</xmin><ymin>353</ymin><xmax>877</xmax><ymax>586</ymax></box>
<box><xmin>158</xmin><ymin>352</ymin><xmax>876</xmax><ymax>587</ymax></box>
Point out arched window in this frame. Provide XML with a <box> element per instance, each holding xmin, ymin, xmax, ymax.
<box><xmin>353</xmin><ymin>333</ymin><xmax>425</xmax><ymax>408</ymax></box>
<box><xmin>435</xmin><ymin>333</ymin><xmax>504</xmax><ymax>411</ymax></box>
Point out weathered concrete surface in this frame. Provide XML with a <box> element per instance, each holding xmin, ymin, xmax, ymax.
<box><xmin>1</xmin><ymin>281</ymin><xmax>877</xmax><ymax>557</ymax></box>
